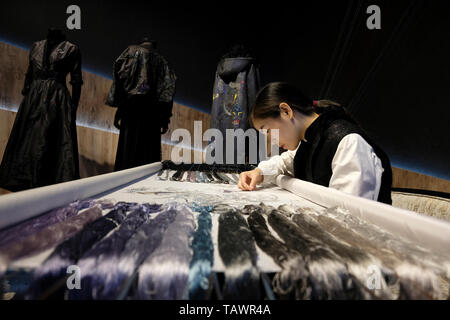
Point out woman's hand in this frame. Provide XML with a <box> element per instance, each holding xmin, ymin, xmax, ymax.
<box><xmin>238</xmin><ymin>168</ymin><xmax>264</xmax><ymax>191</ymax></box>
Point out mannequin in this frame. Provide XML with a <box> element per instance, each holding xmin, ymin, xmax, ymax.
<box><xmin>0</xmin><ymin>27</ymin><xmax>83</xmax><ymax>191</ymax></box>
<box><xmin>106</xmin><ymin>36</ymin><xmax>177</xmax><ymax>171</ymax></box>
<box><xmin>210</xmin><ymin>44</ymin><xmax>261</xmax><ymax>165</ymax></box>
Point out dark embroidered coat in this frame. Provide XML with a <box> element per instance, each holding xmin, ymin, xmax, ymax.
<box><xmin>106</xmin><ymin>44</ymin><xmax>176</xmax><ymax>170</ymax></box>
<box><xmin>210</xmin><ymin>57</ymin><xmax>260</xmax><ymax>164</ymax></box>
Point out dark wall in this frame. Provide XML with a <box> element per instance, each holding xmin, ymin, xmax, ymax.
<box><xmin>0</xmin><ymin>0</ymin><xmax>448</xmax><ymax>179</ymax></box>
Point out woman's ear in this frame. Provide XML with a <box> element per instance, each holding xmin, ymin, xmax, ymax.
<box><xmin>279</xmin><ymin>102</ymin><xmax>294</xmax><ymax>120</ymax></box>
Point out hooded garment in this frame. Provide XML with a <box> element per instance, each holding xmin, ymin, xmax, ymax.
<box><xmin>0</xmin><ymin>39</ymin><xmax>83</xmax><ymax>191</ymax></box>
<box><xmin>106</xmin><ymin>43</ymin><xmax>176</xmax><ymax>171</ymax></box>
<box><xmin>210</xmin><ymin>57</ymin><xmax>260</xmax><ymax>165</ymax></box>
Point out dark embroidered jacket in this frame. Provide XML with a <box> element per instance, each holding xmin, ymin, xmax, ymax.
<box><xmin>106</xmin><ymin>43</ymin><xmax>176</xmax><ymax>122</ymax></box>
<box><xmin>106</xmin><ymin>44</ymin><xmax>176</xmax><ymax>171</ymax></box>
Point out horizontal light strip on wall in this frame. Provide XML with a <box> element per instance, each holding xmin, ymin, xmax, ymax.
<box><xmin>0</xmin><ymin>104</ymin><xmax>207</xmax><ymax>152</ymax></box>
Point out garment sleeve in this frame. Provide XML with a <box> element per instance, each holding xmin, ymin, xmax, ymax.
<box><xmin>246</xmin><ymin>63</ymin><xmax>260</xmax><ymax>121</ymax></box>
<box><xmin>257</xmin><ymin>143</ymin><xmax>299</xmax><ymax>184</ymax></box>
<box><xmin>69</xmin><ymin>45</ymin><xmax>83</xmax><ymax>86</ymax></box>
<box><xmin>21</xmin><ymin>43</ymin><xmax>36</xmax><ymax>96</ymax></box>
<box><xmin>105</xmin><ymin>48</ymin><xmax>129</xmax><ymax>107</ymax></box>
<box><xmin>329</xmin><ymin>133</ymin><xmax>384</xmax><ymax>201</ymax></box>
<box><xmin>210</xmin><ymin>71</ymin><xmax>221</xmax><ymax>130</ymax></box>
<box><xmin>156</xmin><ymin>55</ymin><xmax>177</xmax><ymax>122</ymax></box>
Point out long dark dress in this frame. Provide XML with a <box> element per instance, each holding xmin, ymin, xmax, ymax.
<box><xmin>0</xmin><ymin>40</ymin><xmax>83</xmax><ymax>192</ymax></box>
<box><xmin>106</xmin><ymin>43</ymin><xmax>176</xmax><ymax>171</ymax></box>
<box><xmin>113</xmin><ymin>95</ymin><xmax>164</xmax><ymax>170</ymax></box>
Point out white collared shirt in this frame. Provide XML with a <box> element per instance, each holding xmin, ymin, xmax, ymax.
<box><xmin>257</xmin><ymin>133</ymin><xmax>384</xmax><ymax>201</ymax></box>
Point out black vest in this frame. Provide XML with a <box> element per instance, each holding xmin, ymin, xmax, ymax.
<box><xmin>293</xmin><ymin>107</ymin><xmax>392</xmax><ymax>204</ymax></box>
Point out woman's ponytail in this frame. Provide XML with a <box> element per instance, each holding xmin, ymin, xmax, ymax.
<box><xmin>312</xmin><ymin>99</ymin><xmax>342</xmax><ymax>113</ymax></box>
<box><xmin>250</xmin><ymin>82</ymin><xmax>343</xmax><ymax>126</ymax></box>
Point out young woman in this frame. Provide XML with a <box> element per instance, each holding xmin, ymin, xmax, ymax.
<box><xmin>238</xmin><ymin>82</ymin><xmax>392</xmax><ymax>204</ymax></box>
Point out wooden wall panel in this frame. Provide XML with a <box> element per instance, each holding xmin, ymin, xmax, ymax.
<box><xmin>0</xmin><ymin>107</ymin><xmax>209</xmax><ymax>180</ymax></box>
<box><xmin>1</xmin><ymin>40</ymin><xmax>448</xmax><ymax>195</ymax></box>
<box><xmin>0</xmin><ymin>42</ymin><xmax>28</xmax><ymax>111</ymax></box>
<box><xmin>0</xmin><ymin>41</ymin><xmax>211</xmax><ymax>180</ymax></box>
<box><xmin>392</xmin><ymin>167</ymin><xmax>449</xmax><ymax>194</ymax></box>
<box><xmin>0</xmin><ymin>110</ymin><xmax>16</xmax><ymax>162</ymax></box>
<box><xmin>77</xmin><ymin>125</ymin><xmax>118</xmax><ymax>177</ymax></box>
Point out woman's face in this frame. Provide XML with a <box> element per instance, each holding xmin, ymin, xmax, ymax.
<box><xmin>252</xmin><ymin>103</ymin><xmax>303</xmax><ymax>151</ymax></box>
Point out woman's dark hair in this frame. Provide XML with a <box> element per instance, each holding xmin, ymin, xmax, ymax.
<box><xmin>249</xmin><ymin>82</ymin><xmax>341</xmax><ymax>127</ymax></box>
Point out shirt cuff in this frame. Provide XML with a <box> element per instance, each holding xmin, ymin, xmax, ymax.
<box><xmin>257</xmin><ymin>159</ymin><xmax>279</xmax><ymax>184</ymax></box>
